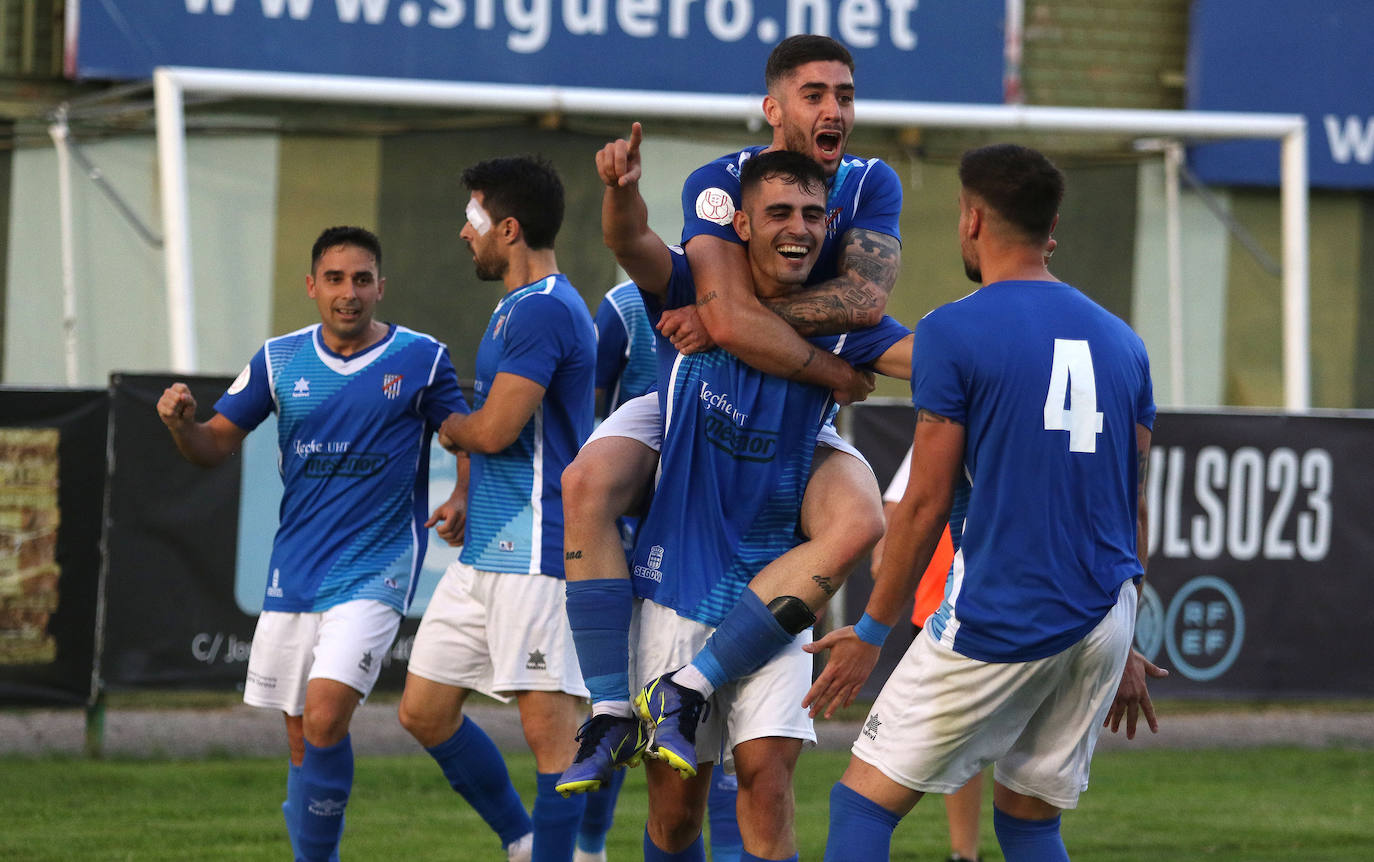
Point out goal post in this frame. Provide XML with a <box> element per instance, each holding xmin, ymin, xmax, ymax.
<box><xmin>152</xmin><ymin>66</ymin><xmax>1309</xmax><ymax>409</ymax></box>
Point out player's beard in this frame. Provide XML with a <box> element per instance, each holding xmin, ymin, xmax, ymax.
<box><xmin>962</xmin><ymin>251</ymin><xmax>981</xmax><ymax>284</ymax></box>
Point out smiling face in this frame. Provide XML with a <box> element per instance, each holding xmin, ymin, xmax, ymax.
<box><xmin>735</xmin><ymin>173</ymin><xmax>827</xmax><ymax>296</ymax></box>
<box><xmin>306</xmin><ymin>242</ymin><xmax>385</xmax><ymax>352</ymax></box>
<box><xmin>764</xmin><ymin>59</ymin><xmax>855</xmax><ymax>176</ymax></box>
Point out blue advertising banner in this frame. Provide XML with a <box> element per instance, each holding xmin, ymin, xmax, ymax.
<box><xmin>73</xmin><ymin>0</ymin><xmax>1004</xmax><ymax>103</ymax></box>
<box><xmin>1186</xmin><ymin>0</ymin><xmax>1374</xmax><ymax>189</ymax></box>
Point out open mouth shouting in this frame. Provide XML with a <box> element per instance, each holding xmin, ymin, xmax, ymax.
<box><xmin>815</xmin><ymin>128</ymin><xmax>845</xmax><ymax>162</ymax></box>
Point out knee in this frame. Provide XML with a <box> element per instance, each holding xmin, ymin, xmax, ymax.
<box><xmin>648</xmin><ymin>802</ymin><xmax>704</xmax><ymax>851</ymax></box>
<box><xmin>737</xmin><ymin>767</ymin><xmax>795</xmax><ymax>817</ymax></box>
<box><xmin>396</xmin><ymin>696</ymin><xmax>456</xmax><ymax>748</ymax></box>
<box><xmin>302</xmin><ymin>704</ymin><xmax>351</xmax><ymax>748</ymax></box>
<box><xmin>816</xmin><ymin>499</ymin><xmax>886</xmax><ymax>565</ymax></box>
<box><xmin>561</xmin><ymin>454</ymin><xmax>622</xmax><ymax>522</ymax></box>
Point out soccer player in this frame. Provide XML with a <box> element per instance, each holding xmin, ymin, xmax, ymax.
<box><xmin>559</xmin><ymin>32</ymin><xmax>902</xmax><ymax>795</ymax></box>
<box><xmin>604</xmin><ymin>143</ymin><xmax>912</xmax><ymax>860</ymax></box>
<box><xmin>809</xmin><ymin>144</ymin><xmax>1168</xmax><ymax>862</ymax></box>
<box><xmin>396</xmin><ymin>156</ymin><xmax>597</xmax><ymax>862</ymax></box>
<box><xmin>593</xmin><ymin>280</ymin><xmax>659</xmax><ymax>420</ymax></box>
<box><xmin>155</xmin><ymin>226</ymin><xmax>468</xmax><ymax>862</ymax></box>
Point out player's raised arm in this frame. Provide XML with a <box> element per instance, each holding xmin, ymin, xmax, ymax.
<box><xmin>156</xmin><ymin>382</ymin><xmax>249</xmax><ymax>468</ymax></box>
<box><xmin>598</xmin><ymin>123</ymin><xmax>673</xmax><ymax>297</ymax></box>
<box><xmin>765</xmin><ymin>226</ymin><xmax>902</xmax><ymax>336</ymax></box>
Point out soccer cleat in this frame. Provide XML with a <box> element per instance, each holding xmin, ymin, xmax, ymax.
<box><xmin>555</xmin><ymin>713</ymin><xmax>647</xmax><ymax>796</ymax></box>
<box><xmin>634</xmin><ymin>672</ymin><xmax>708</xmax><ymax>779</ymax></box>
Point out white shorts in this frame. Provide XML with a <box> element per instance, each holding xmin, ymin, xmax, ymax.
<box><xmin>632</xmin><ymin>599</ymin><xmax>816</xmax><ymax>773</ymax></box>
<box><xmin>851</xmin><ymin>584</ymin><xmax>1137</xmax><ymax>810</ymax></box>
<box><xmin>408</xmin><ymin>560</ymin><xmax>587</xmax><ymax>701</ymax></box>
<box><xmin>243</xmin><ymin>599</ymin><xmax>402</xmax><ymax>716</ymax></box>
<box><xmin>587</xmin><ymin>391</ymin><xmax>869</xmax><ymax>469</ymax></box>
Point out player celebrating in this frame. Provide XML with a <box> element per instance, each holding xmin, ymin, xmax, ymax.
<box><xmin>397</xmin><ymin>156</ymin><xmax>597</xmax><ymax>862</ymax></box>
<box><xmin>156</xmin><ymin>226</ymin><xmax>468</xmax><ymax>862</ymax></box>
<box><xmin>810</xmin><ymin>144</ymin><xmax>1167</xmax><ymax>861</ymax></box>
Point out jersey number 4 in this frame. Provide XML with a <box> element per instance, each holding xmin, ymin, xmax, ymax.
<box><xmin>1043</xmin><ymin>338</ymin><xmax>1104</xmax><ymax>453</ymax></box>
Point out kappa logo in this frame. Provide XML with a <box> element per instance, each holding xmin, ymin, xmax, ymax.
<box><xmin>292</xmin><ymin>377</ymin><xmax>311</xmax><ymax>398</ymax></box>
<box><xmin>526</xmin><ymin>649</ymin><xmax>547</xmax><ymax>671</ymax></box>
<box><xmin>862</xmin><ymin>714</ymin><xmax>882</xmax><ymax>741</ymax></box>
<box><xmin>695</xmin><ymin>187</ymin><xmax>735</xmax><ymax>226</ymax></box>
<box><xmin>307</xmin><ymin>797</ymin><xmax>347</xmax><ymax>817</ymax></box>
<box><xmin>358</xmin><ymin>650</ymin><xmax>374</xmax><ymax>673</ymax></box>
<box><xmin>382</xmin><ymin>373</ymin><xmax>404</xmax><ymax>400</ymax></box>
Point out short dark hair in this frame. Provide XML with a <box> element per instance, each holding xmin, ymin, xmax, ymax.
<box><xmin>739</xmin><ymin>150</ymin><xmax>827</xmax><ymax>203</ymax></box>
<box><xmin>958</xmin><ymin>144</ymin><xmax>1064</xmax><ymax>241</ymax></box>
<box><xmin>461</xmin><ymin>155</ymin><xmax>565</xmax><ymax>250</ymax></box>
<box><xmin>311</xmin><ymin>226</ymin><xmax>382</xmax><ymax>271</ymax></box>
<box><xmin>765</xmin><ymin>35</ymin><xmax>854</xmax><ymax>91</ymax></box>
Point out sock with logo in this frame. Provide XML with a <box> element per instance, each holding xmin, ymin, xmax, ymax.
<box><xmin>682</xmin><ymin>590</ymin><xmax>793</xmax><ymax>698</ymax></box>
<box><xmin>566</xmin><ymin>579</ymin><xmax>635</xmax><ymax>715</ymax></box>
<box><xmin>822</xmin><ymin>782</ymin><xmax>900</xmax><ymax>862</ymax></box>
<box><xmin>707</xmin><ymin>770</ymin><xmax>742</xmax><ymax>862</ymax></box>
<box><xmin>533</xmin><ymin>771</ymin><xmax>587</xmax><ymax>861</ymax></box>
<box><xmin>297</xmin><ymin>736</ymin><xmax>353</xmax><ymax>862</ymax></box>
<box><xmin>643</xmin><ymin>828</ymin><xmax>706</xmax><ymax>861</ymax></box>
<box><xmin>426</xmin><ymin>719</ymin><xmax>533</xmax><ymax>847</ymax></box>
<box><xmin>992</xmin><ymin>808</ymin><xmax>1069</xmax><ymax>862</ymax></box>
<box><xmin>576</xmin><ymin>767</ymin><xmax>626</xmax><ymax>854</ymax></box>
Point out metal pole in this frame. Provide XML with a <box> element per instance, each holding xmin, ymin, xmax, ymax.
<box><xmin>154</xmin><ymin>69</ymin><xmax>198</xmax><ymax>373</ymax></box>
<box><xmin>1164</xmin><ymin>142</ymin><xmax>1186</xmax><ymax>406</ymax></box>
<box><xmin>47</xmin><ymin>112</ymin><xmax>80</xmax><ymax>385</ymax></box>
<box><xmin>1280</xmin><ymin>126</ymin><xmax>1310</xmax><ymax>411</ymax></box>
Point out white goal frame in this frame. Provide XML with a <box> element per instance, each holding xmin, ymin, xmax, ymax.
<box><xmin>152</xmin><ymin>66</ymin><xmax>1310</xmax><ymax>409</ymax></box>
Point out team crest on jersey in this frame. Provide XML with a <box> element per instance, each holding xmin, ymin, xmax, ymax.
<box><xmin>695</xmin><ymin>188</ymin><xmax>735</xmax><ymax>225</ymax></box>
<box><xmin>493</xmin><ymin>314</ymin><xmax>507</xmax><ymax>339</ymax></box>
<box><xmin>825</xmin><ymin>207</ymin><xmax>842</xmax><ymax>237</ymax></box>
<box><xmin>382</xmin><ymin>373</ymin><xmax>404</xmax><ymax>400</ymax></box>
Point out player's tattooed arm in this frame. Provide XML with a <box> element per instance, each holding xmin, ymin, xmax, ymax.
<box><xmin>811</xmin><ymin>574</ymin><xmax>836</xmax><ymax>597</ymax></box>
<box><xmin>765</xmin><ymin>229</ymin><xmax>901</xmax><ymax>336</ymax></box>
<box><xmin>1135</xmin><ymin>422</ymin><xmax>1153</xmax><ymax>573</ymax></box>
<box><xmin>917</xmin><ymin>408</ymin><xmax>959</xmax><ymax>425</ymax></box>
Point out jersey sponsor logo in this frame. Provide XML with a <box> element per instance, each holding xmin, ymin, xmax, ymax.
<box><xmin>633</xmin><ymin>544</ymin><xmax>665</xmax><ymax>583</ymax></box>
<box><xmin>382</xmin><ymin>373</ymin><xmax>404</xmax><ymax>400</ymax></box>
<box><xmin>862</xmin><ymin>713</ymin><xmax>882</xmax><ymax>741</ymax></box>
<box><xmin>694</xmin><ymin>187</ymin><xmax>735</xmax><ymax>225</ymax></box>
<box><xmin>703</xmin><ymin>413</ymin><xmax>778</xmax><ymax>462</ymax></box>
<box><xmin>526</xmin><ymin>649</ymin><xmax>547</xmax><ymax>671</ymax></box>
<box><xmin>698</xmin><ymin>381</ymin><xmax>747</xmax><ymax>425</ymax></box>
<box><xmin>302</xmin><ymin>451</ymin><xmax>388</xmax><ymax>478</ymax></box>
<box><xmin>292</xmin><ymin>377</ymin><xmax>310</xmax><ymax>398</ymax></box>
<box><xmin>227</xmin><ymin>363</ymin><xmax>252</xmax><ymax>395</ymax></box>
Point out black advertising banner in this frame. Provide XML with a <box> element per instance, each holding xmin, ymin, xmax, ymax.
<box><xmin>0</xmin><ymin>387</ymin><xmax>108</xmax><ymax>707</ymax></box>
<box><xmin>102</xmin><ymin>373</ymin><xmax>422</xmax><ymax>692</ymax></box>
<box><xmin>847</xmin><ymin>404</ymin><xmax>1374</xmax><ymax>699</ymax></box>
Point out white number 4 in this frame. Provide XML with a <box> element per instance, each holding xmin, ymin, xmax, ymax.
<box><xmin>1043</xmin><ymin>338</ymin><xmax>1103</xmax><ymax>453</ymax></box>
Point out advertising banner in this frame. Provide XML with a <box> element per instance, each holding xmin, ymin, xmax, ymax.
<box><xmin>847</xmin><ymin>404</ymin><xmax>1374</xmax><ymax>699</ymax></box>
<box><xmin>1186</xmin><ymin>0</ymin><xmax>1374</xmax><ymax>189</ymax></box>
<box><xmin>72</xmin><ymin>0</ymin><xmax>1004</xmax><ymax>103</ymax></box>
<box><xmin>0</xmin><ymin>388</ymin><xmax>108</xmax><ymax>707</ymax></box>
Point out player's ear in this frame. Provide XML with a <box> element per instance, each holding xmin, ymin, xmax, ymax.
<box><xmin>733</xmin><ymin>209</ymin><xmax>751</xmax><ymax>242</ymax></box>
<box><xmin>376</xmin><ymin>276</ymin><xmax>386</xmax><ymax>301</ymax></box>
<box><xmin>305</xmin><ymin>274</ymin><xmax>317</xmax><ymax>298</ymax></box>
<box><xmin>762</xmin><ymin>93</ymin><xmax>782</xmax><ymax>129</ymax></box>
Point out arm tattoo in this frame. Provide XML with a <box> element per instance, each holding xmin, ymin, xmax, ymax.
<box><xmin>916</xmin><ymin>408</ymin><xmax>958</xmax><ymax>424</ymax></box>
<box><xmin>1137</xmin><ymin>447</ymin><xmax>1149</xmax><ymax>501</ymax></box>
<box><xmin>565</xmin><ymin>549</ymin><xmax>583</xmax><ymax>561</ymax></box>
<box><xmin>696</xmin><ymin>290</ymin><xmax>718</xmax><ymax>308</ymax></box>
<box><xmin>811</xmin><ymin>575</ymin><xmax>836</xmax><ymax>597</ymax></box>
<box><xmin>769</xmin><ymin>229</ymin><xmax>901</xmax><ymax>336</ymax></box>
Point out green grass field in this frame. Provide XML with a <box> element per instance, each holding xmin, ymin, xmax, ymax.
<box><xmin>2</xmin><ymin>746</ymin><xmax>1370</xmax><ymax>861</ymax></box>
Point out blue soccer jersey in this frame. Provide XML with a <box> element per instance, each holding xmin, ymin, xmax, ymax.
<box><xmin>214</xmin><ymin>324</ymin><xmax>468</xmax><ymax>614</ymax></box>
<box><xmin>914</xmin><ymin>280</ymin><xmax>1156</xmax><ymax>662</ymax></box>
<box><xmin>632</xmin><ymin>253</ymin><xmax>911</xmax><ymax>626</ymax></box>
<box><xmin>460</xmin><ymin>274</ymin><xmax>596</xmax><ymax>578</ymax></box>
<box><xmin>594</xmin><ymin>280</ymin><xmax>658</xmax><ymax>411</ymax></box>
<box><xmin>681</xmin><ymin>146</ymin><xmax>902</xmax><ymax>284</ymax></box>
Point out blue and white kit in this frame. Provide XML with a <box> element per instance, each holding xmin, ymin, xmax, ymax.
<box><xmin>594</xmin><ymin>279</ymin><xmax>658</xmax><ymax>412</ymax></box>
<box><xmin>460</xmin><ymin>274</ymin><xmax>597</xmax><ymax>578</ymax></box>
<box><xmin>215</xmin><ymin>323</ymin><xmax>468</xmax><ymax>614</ymax></box>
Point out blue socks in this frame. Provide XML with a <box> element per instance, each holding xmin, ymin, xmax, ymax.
<box><xmin>644</xmin><ymin>828</ymin><xmax>706</xmax><ymax>861</ymax></box>
<box><xmin>425</xmin><ymin>719</ymin><xmax>533</xmax><ymax>848</ymax></box>
<box><xmin>741</xmin><ymin>853</ymin><xmax>798</xmax><ymax>862</ymax></box>
<box><xmin>534</xmin><ymin>772</ymin><xmax>586</xmax><ymax>861</ymax></box>
<box><xmin>577</xmin><ymin>767</ymin><xmax>626</xmax><ymax>853</ymax></box>
<box><xmin>567</xmin><ymin>579</ymin><xmax>634</xmax><ymax>708</ymax></box>
<box><xmin>297</xmin><ymin>736</ymin><xmax>353</xmax><ymax>862</ymax></box>
<box><xmin>708</xmin><ymin>771</ymin><xmax>742</xmax><ymax>862</ymax></box>
<box><xmin>993</xmin><ymin>808</ymin><xmax>1069</xmax><ymax>862</ymax></box>
<box><xmin>283</xmin><ymin>761</ymin><xmax>304</xmax><ymax>859</ymax></box>
<box><xmin>823</xmin><ymin>782</ymin><xmax>900</xmax><ymax>862</ymax></box>
<box><xmin>691</xmin><ymin>590</ymin><xmax>794</xmax><ymax>694</ymax></box>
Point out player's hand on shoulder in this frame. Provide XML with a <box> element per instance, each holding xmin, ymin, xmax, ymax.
<box><xmin>1104</xmin><ymin>648</ymin><xmax>1168</xmax><ymax>740</ymax></box>
<box><xmin>156</xmin><ymin>383</ymin><xmax>197</xmax><ymax>431</ymax></box>
<box><xmin>657</xmin><ymin>306</ymin><xmax>715</xmax><ymax>354</ymax></box>
<box><xmin>802</xmin><ymin>625</ymin><xmax>881</xmax><ymax>719</ymax></box>
<box><xmin>833</xmin><ymin>366</ymin><xmax>875</xmax><ymax>407</ymax></box>
<box><xmin>596</xmin><ymin>122</ymin><xmax>643</xmax><ymax>188</ymax></box>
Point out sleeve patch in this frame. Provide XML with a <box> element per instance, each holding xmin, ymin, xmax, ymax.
<box><xmin>227</xmin><ymin>363</ymin><xmax>252</xmax><ymax>395</ymax></box>
<box><xmin>694</xmin><ymin>188</ymin><xmax>736</xmax><ymax>226</ymax></box>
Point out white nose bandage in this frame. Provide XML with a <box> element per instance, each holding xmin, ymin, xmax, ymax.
<box><xmin>465</xmin><ymin>198</ymin><xmax>493</xmax><ymax>236</ymax></box>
